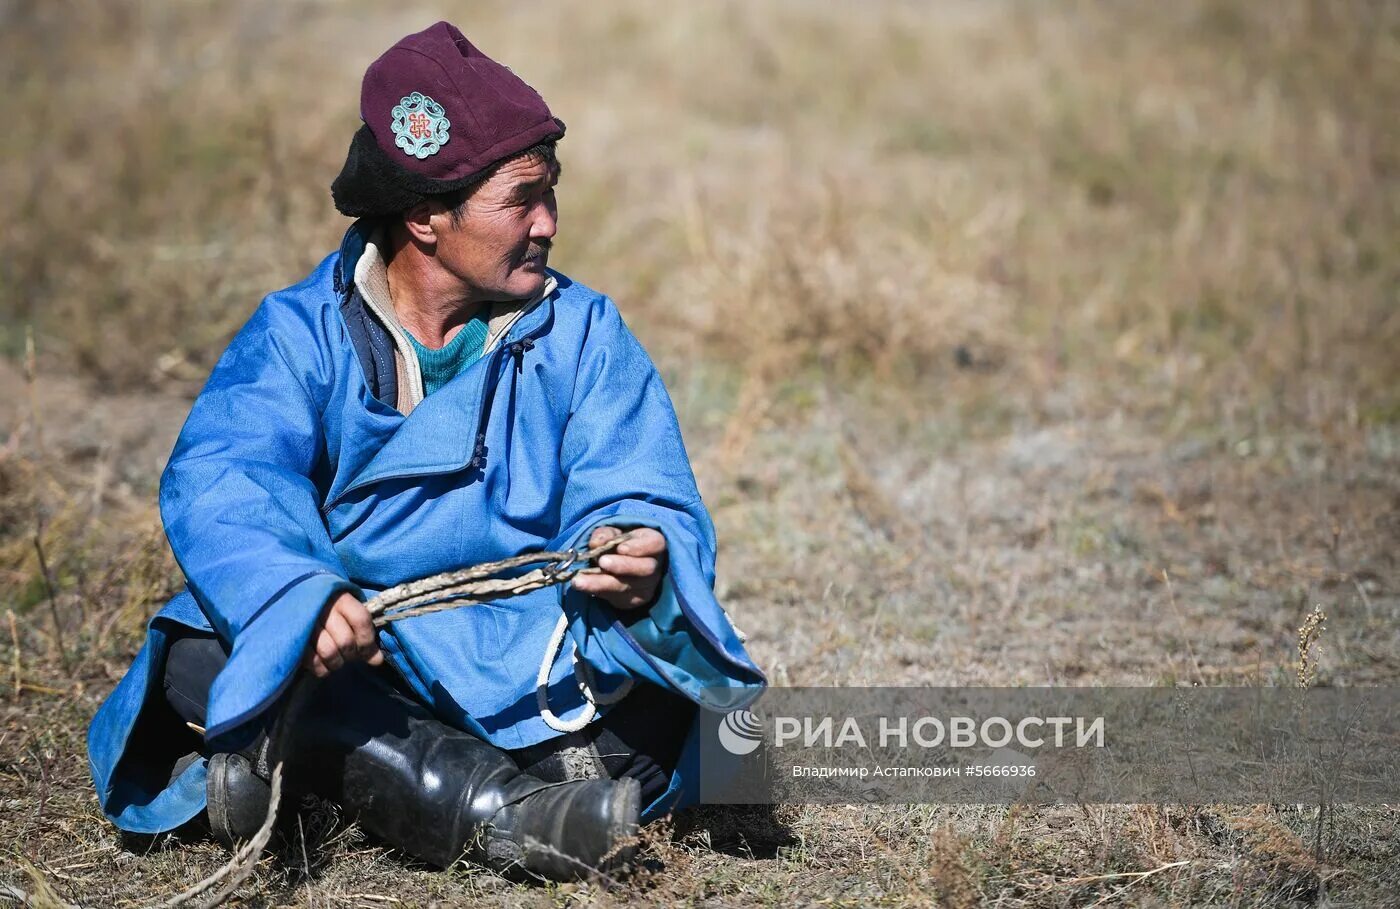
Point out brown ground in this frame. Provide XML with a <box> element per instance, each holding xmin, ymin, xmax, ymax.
<box><xmin>2</xmin><ymin>1</ymin><xmax>1398</xmax><ymax>906</ymax></box>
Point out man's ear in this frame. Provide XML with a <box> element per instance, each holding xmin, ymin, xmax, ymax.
<box><xmin>401</xmin><ymin>199</ymin><xmax>439</xmax><ymax>247</ymax></box>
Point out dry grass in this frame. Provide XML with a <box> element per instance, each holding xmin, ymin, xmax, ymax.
<box><xmin>2</xmin><ymin>0</ymin><xmax>1398</xmax><ymax>905</ymax></box>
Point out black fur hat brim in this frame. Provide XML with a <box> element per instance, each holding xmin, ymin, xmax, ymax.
<box><xmin>330</xmin><ymin>120</ymin><xmax>564</xmax><ymax>218</ymax></box>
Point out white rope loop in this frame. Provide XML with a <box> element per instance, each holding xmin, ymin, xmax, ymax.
<box><xmin>535</xmin><ymin>613</ymin><xmax>635</xmax><ymax>733</ymax></box>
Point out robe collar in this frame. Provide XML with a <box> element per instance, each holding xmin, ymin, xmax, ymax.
<box><xmin>326</xmin><ymin>266</ymin><xmax>558</xmax><ymax>510</ymax></box>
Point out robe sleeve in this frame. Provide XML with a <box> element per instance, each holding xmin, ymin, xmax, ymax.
<box><xmin>159</xmin><ymin>298</ymin><xmax>360</xmax><ymax>744</ymax></box>
<box><xmin>550</xmin><ymin>294</ymin><xmax>766</xmax><ymax>712</ymax></box>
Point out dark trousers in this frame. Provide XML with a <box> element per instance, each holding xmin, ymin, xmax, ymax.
<box><xmin>163</xmin><ymin>632</ymin><xmax>695</xmax><ymax>809</ymax></box>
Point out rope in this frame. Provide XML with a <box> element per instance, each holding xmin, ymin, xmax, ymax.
<box><xmin>363</xmin><ymin>531</ymin><xmax>635</xmax><ymax>623</ymax></box>
<box><xmin>534</xmin><ymin>612</ymin><xmax>635</xmax><ymax>733</ymax></box>
<box><xmin>365</xmin><ymin>530</ymin><xmax>642</xmax><ymax>732</ymax></box>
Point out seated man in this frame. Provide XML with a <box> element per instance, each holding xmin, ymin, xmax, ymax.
<box><xmin>86</xmin><ymin>21</ymin><xmax>765</xmax><ymax>880</ymax></box>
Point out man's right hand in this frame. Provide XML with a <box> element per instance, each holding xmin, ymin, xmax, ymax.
<box><xmin>306</xmin><ymin>592</ymin><xmax>384</xmax><ymax>678</ymax></box>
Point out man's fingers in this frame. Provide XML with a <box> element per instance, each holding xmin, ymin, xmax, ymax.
<box><xmin>574</xmin><ymin>573</ymin><xmax>653</xmax><ymax>610</ymax></box>
<box><xmin>340</xmin><ymin>600</ymin><xmax>379</xmax><ymax>654</ymax></box>
<box><xmin>572</xmin><ymin>569</ymin><xmax>629</xmax><ymax>595</ymax></box>
<box><xmin>589</xmin><ymin>526</ymin><xmax>665</xmax><ymax>557</ymax></box>
<box><xmin>367</xmin><ymin>649</ymin><xmax>385</xmax><ymax>667</ymax></box>
<box><xmin>315</xmin><ymin>632</ymin><xmax>346</xmax><ymax>671</ymax></box>
<box><xmin>616</xmin><ymin>528</ymin><xmax>666</xmax><ymax>557</ymax></box>
<box><xmin>588</xmin><ymin>525</ymin><xmax>622</xmax><ymax>549</ymax></box>
<box><xmin>311</xmin><ymin>595</ymin><xmax>381</xmax><ymax>671</ymax></box>
<box><xmin>324</xmin><ymin>610</ymin><xmax>358</xmax><ymax>658</ymax></box>
<box><xmin>598</xmin><ymin>553</ymin><xmax>658</xmax><ymax>577</ymax></box>
<box><xmin>574</xmin><ymin>567</ymin><xmax>660</xmax><ymax>611</ymax></box>
<box><xmin>315</xmin><ymin>633</ymin><xmax>340</xmax><ymax>662</ymax></box>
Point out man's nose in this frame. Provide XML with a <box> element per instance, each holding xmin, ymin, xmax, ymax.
<box><xmin>529</xmin><ymin>197</ymin><xmax>557</xmax><ymax>240</ymax></box>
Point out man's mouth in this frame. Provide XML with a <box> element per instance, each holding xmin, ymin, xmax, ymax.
<box><xmin>521</xmin><ymin>241</ymin><xmax>551</xmax><ymax>266</ymax></box>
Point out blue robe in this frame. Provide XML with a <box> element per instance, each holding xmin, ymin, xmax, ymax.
<box><xmin>86</xmin><ymin>232</ymin><xmax>766</xmax><ymax>835</ymax></box>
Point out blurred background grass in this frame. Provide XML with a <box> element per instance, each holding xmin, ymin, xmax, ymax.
<box><xmin>2</xmin><ymin>0</ymin><xmax>1395</xmax><ymax>431</ymax></box>
<box><xmin>2</xmin><ymin>1</ymin><xmax>1399</xmax><ymax>904</ymax></box>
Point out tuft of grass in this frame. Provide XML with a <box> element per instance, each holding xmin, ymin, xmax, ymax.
<box><xmin>1295</xmin><ymin>605</ymin><xmax>1327</xmax><ymax>689</ymax></box>
<box><xmin>928</xmin><ymin>825</ymin><xmax>981</xmax><ymax>909</ymax></box>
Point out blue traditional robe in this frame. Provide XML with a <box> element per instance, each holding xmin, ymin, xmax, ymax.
<box><xmin>86</xmin><ymin>226</ymin><xmax>766</xmax><ymax>835</ymax></box>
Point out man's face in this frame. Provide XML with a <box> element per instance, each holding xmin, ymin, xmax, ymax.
<box><xmin>432</xmin><ymin>152</ymin><xmax>559</xmax><ymax>303</ymax></box>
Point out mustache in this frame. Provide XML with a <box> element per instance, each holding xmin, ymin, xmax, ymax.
<box><xmin>523</xmin><ymin>238</ymin><xmax>552</xmax><ymax>260</ymax></box>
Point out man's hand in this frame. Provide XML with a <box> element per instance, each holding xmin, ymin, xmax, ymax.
<box><xmin>571</xmin><ymin>526</ymin><xmax>668</xmax><ymax>611</ymax></box>
<box><xmin>306</xmin><ymin>592</ymin><xmax>384</xmax><ymax>678</ymax></box>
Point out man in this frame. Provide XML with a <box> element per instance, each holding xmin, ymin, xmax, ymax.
<box><xmin>87</xmin><ymin>22</ymin><xmax>765</xmax><ymax>880</ymax></box>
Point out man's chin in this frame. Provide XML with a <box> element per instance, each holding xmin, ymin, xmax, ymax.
<box><xmin>510</xmin><ymin>265</ymin><xmax>549</xmax><ymax>299</ymax></box>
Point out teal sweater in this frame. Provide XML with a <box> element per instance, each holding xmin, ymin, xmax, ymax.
<box><xmin>406</xmin><ymin>316</ymin><xmax>490</xmax><ymax>396</ymax></box>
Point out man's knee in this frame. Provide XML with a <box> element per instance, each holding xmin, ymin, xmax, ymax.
<box><xmin>162</xmin><ymin>633</ymin><xmax>229</xmax><ymax>729</ymax></box>
<box><xmin>511</xmin><ymin>682</ymin><xmax>696</xmax><ymax>808</ymax></box>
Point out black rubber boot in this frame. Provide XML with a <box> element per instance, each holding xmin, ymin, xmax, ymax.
<box><xmin>483</xmin><ymin>776</ymin><xmax>640</xmax><ymax>879</ymax></box>
<box><xmin>205</xmin><ymin>751</ymin><xmax>272</xmax><ymax>847</ymax></box>
<box><xmin>212</xmin><ymin>666</ymin><xmax>639</xmax><ymax>879</ymax></box>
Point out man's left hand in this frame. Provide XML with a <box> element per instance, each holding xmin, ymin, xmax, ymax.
<box><xmin>572</xmin><ymin>526</ymin><xmax>668</xmax><ymax>611</ymax></box>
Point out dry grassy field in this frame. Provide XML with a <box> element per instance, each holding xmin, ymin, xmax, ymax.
<box><xmin>2</xmin><ymin>0</ymin><xmax>1398</xmax><ymax>905</ymax></box>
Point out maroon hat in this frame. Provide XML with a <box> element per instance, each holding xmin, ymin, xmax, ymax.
<box><xmin>332</xmin><ymin>21</ymin><xmax>564</xmax><ymax>217</ymax></box>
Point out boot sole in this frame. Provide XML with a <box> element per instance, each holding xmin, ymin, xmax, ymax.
<box><xmin>206</xmin><ymin>753</ymin><xmax>235</xmax><ymax>848</ymax></box>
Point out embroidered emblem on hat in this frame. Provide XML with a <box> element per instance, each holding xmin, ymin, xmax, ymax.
<box><xmin>391</xmin><ymin>92</ymin><xmax>451</xmax><ymax>159</ymax></box>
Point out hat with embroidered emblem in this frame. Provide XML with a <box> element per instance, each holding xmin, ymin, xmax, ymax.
<box><xmin>332</xmin><ymin>21</ymin><xmax>564</xmax><ymax>217</ymax></box>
